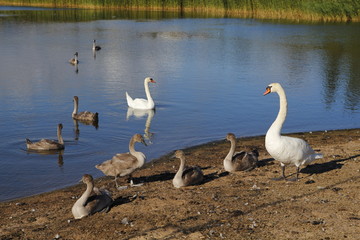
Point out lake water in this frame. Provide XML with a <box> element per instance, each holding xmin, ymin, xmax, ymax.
<box><xmin>0</xmin><ymin>6</ymin><xmax>359</xmax><ymax>201</ymax></box>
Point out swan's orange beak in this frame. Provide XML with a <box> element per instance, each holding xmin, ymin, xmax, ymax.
<box><xmin>263</xmin><ymin>87</ymin><xmax>271</xmax><ymax>96</ymax></box>
<box><xmin>151</xmin><ymin>79</ymin><xmax>156</xmax><ymax>83</ymax></box>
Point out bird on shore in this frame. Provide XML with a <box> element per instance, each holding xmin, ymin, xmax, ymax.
<box><xmin>172</xmin><ymin>150</ymin><xmax>204</xmax><ymax>188</ymax></box>
<box><xmin>95</xmin><ymin>134</ymin><xmax>147</xmax><ymax>189</ymax></box>
<box><xmin>72</xmin><ymin>96</ymin><xmax>99</xmax><ymax>124</ymax></box>
<box><xmin>224</xmin><ymin>133</ymin><xmax>259</xmax><ymax>172</ymax></box>
<box><xmin>263</xmin><ymin>83</ymin><xmax>323</xmax><ymax>181</ymax></box>
<box><xmin>69</xmin><ymin>52</ymin><xmax>79</xmax><ymax>65</ymax></box>
<box><xmin>71</xmin><ymin>174</ymin><xmax>113</xmax><ymax>219</ymax></box>
<box><xmin>126</xmin><ymin>77</ymin><xmax>156</xmax><ymax>110</ymax></box>
<box><xmin>92</xmin><ymin>39</ymin><xmax>101</xmax><ymax>51</ymax></box>
<box><xmin>26</xmin><ymin>123</ymin><xmax>64</xmax><ymax>151</ymax></box>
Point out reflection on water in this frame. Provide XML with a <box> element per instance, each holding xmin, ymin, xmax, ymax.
<box><xmin>0</xmin><ymin>6</ymin><xmax>359</xmax><ymax>201</ymax></box>
<box><xmin>126</xmin><ymin>108</ymin><xmax>155</xmax><ymax>144</ymax></box>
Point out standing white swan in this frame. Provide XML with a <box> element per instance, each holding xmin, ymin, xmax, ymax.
<box><xmin>172</xmin><ymin>150</ymin><xmax>204</xmax><ymax>188</ymax></box>
<box><xmin>71</xmin><ymin>174</ymin><xmax>113</xmax><ymax>219</ymax></box>
<box><xmin>224</xmin><ymin>133</ymin><xmax>259</xmax><ymax>172</ymax></box>
<box><xmin>95</xmin><ymin>134</ymin><xmax>147</xmax><ymax>189</ymax></box>
<box><xmin>126</xmin><ymin>77</ymin><xmax>156</xmax><ymax>110</ymax></box>
<box><xmin>263</xmin><ymin>83</ymin><xmax>323</xmax><ymax>181</ymax></box>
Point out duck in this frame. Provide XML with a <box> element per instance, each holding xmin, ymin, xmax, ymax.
<box><xmin>172</xmin><ymin>150</ymin><xmax>204</xmax><ymax>188</ymax></box>
<box><xmin>263</xmin><ymin>83</ymin><xmax>323</xmax><ymax>181</ymax></box>
<box><xmin>72</xmin><ymin>96</ymin><xmax>99</xmax><ymax>123</ymax></box>
<box><xmin>95</xmin><ymin>134</ymin><xmax>147</xmax><ymax>189</ymax></box>
<box><xmin>69</xmin><ymin>52</ymin><xmax>79</xmax><ymax>65</ymax></box>
<box><xmin>92</xmin><ymin>39</ymin><xmax>101</xmax><ymax>51</ymax></box>
<box><xmin>224</xmin><ymin>133</ymin><xmax>259</xmax><ymax>172</ymax></box>
<box><xmin>126</xmin><ymin>77</ymin><xmax>156</xmax><ymax>110</ymax></box>
<box><xmin>71</xmin><ymin>174</ymin><xmax>113</xmax><ymax>219</ymax></box>
<box><xmin>26</xmin><ymin>123</ymin><xmax>64</xmax><ymax>151</ymax></box>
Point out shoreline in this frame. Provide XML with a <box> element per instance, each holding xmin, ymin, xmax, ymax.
<box><xmin>1</xmin><ymin>128</ymin><xmax>360</xmax><ymax>239</ymax></box>
<box><xmin>1</xmin><ymin>128</ymin><xmax>348</xmax><ymax>203</ymax></box>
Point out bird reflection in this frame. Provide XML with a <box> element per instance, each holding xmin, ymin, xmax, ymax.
<box><xmin>126</xmin><ymin>108</ymin><xmax>155</xmax><ymax>143</ymax></box>
<box><xmin>26</xmin><ymin>149</ymin><xmax>65</xmax><ymax>167</ymax></box>
<box><xmin>73</xmin><ymin>119</ymin><xmax>98</xmax><ymax>141</ymax></box>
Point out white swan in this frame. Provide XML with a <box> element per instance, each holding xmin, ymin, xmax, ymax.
<box><xmin>224</xmin><ymin>133</ymin><xmax>259</xmax><ymax>172</ymax></box>
<box><xmin>26</xmin><ymin>123</ymin><xmax>64</xmax><ymax>151</ymax></box>
<box><xmin>71</xmin><ymin>174</ymin><xmax>113</xmax><ymax>219</ymax></box>
<box><xmin>95</xmin><ymin>134</ymin><xmax>147</xmax><ymax>189</ymax></box>
<box><xmin>264</xmin><ymin>83</ymin><xmax>323</xmax><ymax>181</ymax></box>
<box><xmin>126</xmin><ymin>77</ymin><xmax>156</xmax><ymax>110</ymax></box>
<box><xmin>172</xmin><ymin>150</ymin><xmax>204</xmax><ymax>188</ymax></box>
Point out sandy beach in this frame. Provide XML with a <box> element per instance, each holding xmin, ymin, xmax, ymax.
<box><xmin>1</xmin><ymin>128</ymin><xmax>360</xmax><ymax>240</ymax></box>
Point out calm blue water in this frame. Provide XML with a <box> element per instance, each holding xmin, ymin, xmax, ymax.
<box><xmin>0</xmin><ymin>6</ymin><xmax>359</xmax><ymax>201</ymax></box>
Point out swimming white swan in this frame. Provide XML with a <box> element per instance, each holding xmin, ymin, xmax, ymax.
<box><xmin>92</xmin><ymin>39</ymin><xmax>101</xmax><ymax>51</ymax></box>
<box><xmin>26</xmin><ymin>123</ymin><xmax>64</xmax><ymax>151</ymax></box>
<box><xmin>172</xmin><ymin>150</ymin><xmax>204</xmax><ymax>188</ymax></box>
<box><xmin>224</xmin><ymin>133</ymin><xmax>259</xmax><ymax>172</ymax></box>
<box><xmin>264</xmin><ymin>83</ymin><xmax>323</xmax><ymax>181</ymax></box>
<box><xmin>126</xmin><ymin>77</ymin><xmax>156</xmax><ymax>110</ymax></box>
<box><xmin>72</xmin><ymin>96</ymin><xmax>99</xmax><ymax>123</ymax></box>
<box><xmin>71</xmin><ymin>174</ymin><xmax>113</xmax><ymax>219</ymax></box>
<box><xmin>69</xmin><ymin>52</ymin><xmax>79</xmax><ymax>65</ymax></box>
<box><xmin>95</xmin><ymin>134</ymin><xmax>147</xmax><ymax>189</ymax></box>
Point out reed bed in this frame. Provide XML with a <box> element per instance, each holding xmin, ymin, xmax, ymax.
<box><xmin>0</xmin><ymin>0</ymin><xmax>359</xmax><ymax>22</ymax></box>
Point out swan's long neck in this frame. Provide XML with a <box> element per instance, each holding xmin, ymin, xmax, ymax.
<box><xmin>225</xmin><ymin>138</ymin><xmax>236</xmax><ymax>162</ymax></box>
<box><xmin>77</xmin><ymin>181</ymin><xmax>93</xmax><ymax>207</ymax></box>
<box><xmin>57</xmin><ymin>126</ymin><xmax>64</xmax><ymax>145</ymax></box>
<box><xmin>72</xmin><ymin>98</ymin><xmax>78</xmax><ymax>117</ymax></box>
<box><xmin>175</xmin><ymin>156</ymin><xmax>186</xmax><ymax>179</ymax></box>
<box><xmin>144</xmin><ymin>80</ymin><xmax>153</xmax><ymax>103</ymax></box>
<box><xmin>268</xmin><ymin>87</ymin><xmax>287</xmax><ymax>137</ymax></box>
<box><xmin>129</xmin><ymin>138</ymin><xmax>145</xmax><ymax>167</ymax></box>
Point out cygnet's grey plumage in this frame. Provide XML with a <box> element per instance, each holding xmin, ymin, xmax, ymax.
<box><xmin>95</xmin><ymin>134</ymin><xmax>147</xmax><ymax>188</ymax></box>
<box><xmin>223</xmin><ymin>133</ymin><xmax>259</xmax><ymax>172</ymax></box>
<box><xmin>172</xmin><ymin>150</ymin><xmax>204</xmax><ymax>188</ymax></box>
<box><xmin>26</xmin><ymin>123</ymin><xmax>64</xmax><ymax>151</ymax></box>
<box><xmin>72</xmin><ymin>96</ymin><xmax>99</xmax><ymax>123</ymax></box>
<box><xmin>69</xmin><ymin>52</ymin><xmax>79</xmax><ymax>65</ymax></box>
<box><xmin>72</xmin><ymin>174</ymin><xmax>113</xmax><ymax>219</ymax></box>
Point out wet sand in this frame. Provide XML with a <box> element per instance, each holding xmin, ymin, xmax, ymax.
<box><xmin>1</xmin><ymin>128</ymin><xmax>360</xmax><ymax>240</ymax></box>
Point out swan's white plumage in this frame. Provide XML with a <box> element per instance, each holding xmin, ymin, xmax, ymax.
<box><xmin>264</xmin><ymin>83</ymin><xmax>323</xmax><ymax>180</ymax></box>
<box><xmin>126</xmin><ymin>77</ymin><xmax>156</xmax><ymax>110</ymax></box>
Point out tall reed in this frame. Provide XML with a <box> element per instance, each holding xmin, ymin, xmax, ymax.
<box><xmin>0</xmin><ymin>0</ymin><xmax>359</xmax><ymax>22</ymax></box>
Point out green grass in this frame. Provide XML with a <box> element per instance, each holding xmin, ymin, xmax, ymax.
<box><xmin>0</xmin><ymin>0</ymin><xmax>359</xmax><ymax>22</ymax></box>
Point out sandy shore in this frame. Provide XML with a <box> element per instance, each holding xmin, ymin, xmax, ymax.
<box><xmin>1</xmin><ymin>128</ymin><xmax>360</xmax><ymax>240</ymax></box>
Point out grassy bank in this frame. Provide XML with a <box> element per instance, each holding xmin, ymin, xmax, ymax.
<box><xmin>0</xmin><ymin>0</ymin><xmax>359</xmax><ymax>22</ymax></box>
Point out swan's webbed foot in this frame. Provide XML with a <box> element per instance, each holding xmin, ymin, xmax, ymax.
<box><xmin>271</xmin><ymin>165</ymin><xmax>287</xmax><ymax>181</ymax></box>
<box><xmin>130</xmin><ymin>180</ymin><xmax>143</xmax><ymax>187</ymax></box>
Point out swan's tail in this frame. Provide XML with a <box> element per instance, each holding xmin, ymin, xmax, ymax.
<box><xmin>125</xmin><ymin>92</ymin><xmax>133</xmax><ymax>107</ymax></box>
<box><xmin>303</xmin><ymin>153</ymin><xmax>323</xmax><ymax>166</ymax></box>
<box><xmin>26</xmin><ymin>138</ymin><xmax>32</xmax><ymax>144</ymax></box>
